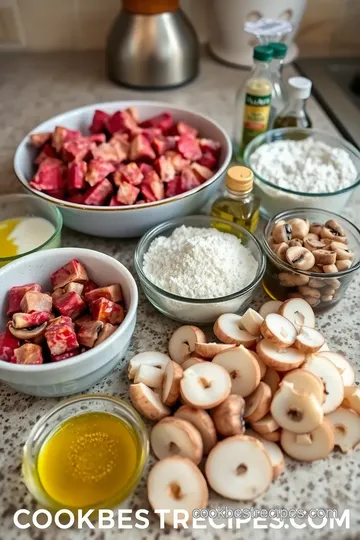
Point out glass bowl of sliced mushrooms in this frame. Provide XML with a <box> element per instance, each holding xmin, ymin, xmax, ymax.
<box><xmin>262</xmin><ymin>208</ymin><xmax>360</xmax><ymax>312</ymax></box>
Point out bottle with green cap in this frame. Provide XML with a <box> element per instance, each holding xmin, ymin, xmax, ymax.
<box><xmin>234</xmin><ymin>45</ymin><xmax>273</xmax><ymax>161</ymax></box>
<box><xmin>211</xmin><ymin>165</ymin><xmax>260</xmax><ymax>233</ymax></box>
<box><xmin>268</xmin><ymin>42</ymin><xmax>288</xmax><ymax>127</ymax></box>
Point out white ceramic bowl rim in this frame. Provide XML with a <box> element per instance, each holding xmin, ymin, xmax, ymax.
<box><xmin>14</xmin><ymin>101</ymin><xmax>232</xmax><ymax>211</ymax></box>
<box><xmin>0</xmin><ymin>247</ymin><xmax>138</xmax><ymax>372</ymax></box>
<box><xmin>244</xmin><ymin>127</ymin><xmax>360</xmax><ymax>197</ymax></box>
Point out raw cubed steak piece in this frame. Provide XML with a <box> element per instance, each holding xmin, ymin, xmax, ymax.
<box><xmin>199</xmin><ymin>138</ymin><xmax>221</xmax><ymax>154</ymax></box>
<box><xmin>0</xmin><ymin>324</ymin><xmax>20</xmax><ymax>362</ymax></box>
<box><xmin>7</xmin><ymin>283</ymin><xmax>41</xmax><ymax>315</ymax></box>
<box><xmin>12</xmin><ymin>311</ymin><xmax>50</xmax><ymax>329</ymax></box>
<box><xmin>52</xmin><ymin>126</ymin><xmax>81</xmax><ymax>153</ymax></box>
<box><xmin>140</xmin><ymin>112</ymin><xmax>174</xmax><ymax>133</ymax></box>
<box><xmin>52</xmin><ymin>348</ymin><xmax>80</xmax><ymax>362</ymax></box>
<box><xmin>95</xmin><ymin>323</ymin><xmax>117</xmax><ymax>347</ymax></box>
<box><xmin>74</xmin><ymin>314</ymin><xmax>92</xmax><ymax>328</ymax></box>
<box><xmin>45</xmin><ymin>316</ymin><xmax>79</xmax><ymax>356</ymax></box>
<box><xmin>109</xmin><ymin>196</ymin><xmax>122</xmax><ymax>207</ymax></box>
<box><xmin>82</xmin><ymin>280</ymin><xmax>99</xmax><ymax>296</ymax></box>
<box><xmin>191</xmin><ymin>163</ymin><xmax>213</xmax><ymax>181</ymax></box>
<box><xmin>129</xmin><ymin>134</ymin><xmax>156</xmax><ymax>161</ymax></box>
<box><xmin>141</xmin><ymin>170</ymin><xmax>164</xmax><ymax>201</ymax></box>
<box><xmin>165</xmin><ymin>151</ymin><xmax>190</xmax><ymax>172</ymax></box>
<box><xmin>114</xmin><ymin>163</ymin><xmax>143</xmax><ymax>186</ymax></box>
<box><xmin>77</xmin><ymin>320</ymin><xmax>104</xmax><ymax>348</ymax></box>
<box><xmin>140</xmin><ymin>127</ymin><xmax>162</xmax><ymax>143</ymax></box>
<box><xmin>90</xmin><ymin>110</ymin><xmax>110</xmax><ymax>134</ymax></box>
<box><xmin>198</xmin><ymin>151</ymin><xmax>217</xmax><ymax>170</ymax></box>
<box><xmin>83</xmin><ymin>178</ymin><xmax>113</xmax><ymax>206</ymax></box>
<box><xmin>85</xmin><ymin>284</ymin><xmax>122</xmax><ymax>304</ymax></box>
<box><xmin>116</xmin><ymin>181</ymin><xmax>140</xmax><ymax>205</ymax></box>
<box><xmin>90</xmin><ymin>298</ymin><xmax>125</xmax><ymax>325</ymax></box>
<box><xmin>176</xmin><ymin>122</ymin><xmax>198</xmax><ymax>138</ymax></box>
<box><xmin>177</xmin><ymin>136</ymin><xmax>202</xmax><ymax>161</ymax></box>
<box><xmin>180</xmin><ymin>166</ymin><xmax>202</xmax><ymax>191</ymax></box>
<box><xmin>85</xmin><ymin>159</ymin><xmax>116</xmax><ymax>187</ymax></box>
<box><xmin>92</xmin><ymin>142</ymin><xmax>121</xmax><ymax>163</ymax></box>
<box><xmin>165</xmin><ymin>176</ymin><xmax>182</xmax><ymax>198</ymax></box>
<box><xmin>30</xmin><ymin>158</ymin><xmax>64</xmax><ymax>192</ymax></box>
<box><xmin>54</xmin><ymin>292</ymin><xmax>86</xmax><ymax>320</ymax></box>
<box><xmin>13</xmin><ymin>343</ymin><xmax>43</xmax><ymax>365</ymax></box>
<box><xmin>34</xmin><ymin>143</ymin><xmax>58</xmax><ymax>165</ymax></box>
<box><xmin>64</xmin><ymin>282</ymin><xmax>84</xmax><ymax>295</ymax></box>
<box><xmin>106</xmin><ymin>110</ymin><xmax>138</xmax><ymax>135</ymax></box>
<box><xmin>68</xmin><ymin>193</ymin><xmax>85</xmax><ymax>204</ymax></box>
<box><xmin>67</xmin><ymin>161</ymin><xmax>87</xmax><ymax>192</ymax></box>
<box><xmin>20</xmin><ymin>292</ymin><xmax>52</xmax><ymax>313</ymax></box>
<box><xmin>88</xmin><ymin>133</ymin><xmax>106</xmax><ymax>145</ymax></box>
<box><xmin>51</xmin><ymin>259</ymin><xmax>88</xmax><ymax>289</ymax></box>
<box><xmin>62</xmin><ymin>137</ymin><xmax>94</xmax><ymax>162</ymax></box>
<box><xmin>30</xmin><ymin>132</ymin><xmax>52</xmax><ymax>148</ymax></box>
<box><xmin>155</xmin><ymin>156</ymin><xmax>176</xmax><ymax>182</ymax></box>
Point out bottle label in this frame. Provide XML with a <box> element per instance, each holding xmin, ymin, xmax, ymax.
<box><xmin>242</xmin><ymin>93</ymin><xmax>271</xmax><ymax>149</ymax></box>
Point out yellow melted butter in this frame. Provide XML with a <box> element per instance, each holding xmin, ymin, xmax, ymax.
<box><xmin>0</xmin><ymin>218</ymin><xmax>21</xmax><ymax>257</ymax></box>
<box><xmin>37</xmin><ymin>412</ymin><xmax>139</xmax><ymax>508</ymax></box>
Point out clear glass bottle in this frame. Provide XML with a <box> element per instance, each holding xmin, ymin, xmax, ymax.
<box><xmin>268</xmin><ymin>41</ymin><xmax>288</xmax><ymax>128</ymax></box>
<box><xmin>233</xmin><ymin>46</ymin><xmax>273</xmax><ymax>161</ymax></box>
<box><xmin>211</xmin><ymin>166</ymin><xmax>260</xmax><ymax>233</ymax></box>
<box><xmin>273</xmin><ymin>76</ymin><xmax>313</xmax><ymax>129</ymax></box>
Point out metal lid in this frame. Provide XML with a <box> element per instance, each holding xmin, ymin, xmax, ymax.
<box><xmin>226</xmin><ymin>166</ymin><xmax>254</xmax><ymax>192</ymax></box>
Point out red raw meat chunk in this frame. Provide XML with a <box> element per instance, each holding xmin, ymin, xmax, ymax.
<box><xmin>54</xmin><ymin>291</ymin><xmax>86</xmax><ymax>320</ymax></box>
<box><xmin>45</xmin><ymin>316</ymin><xmax>79</xmax><ymax>356</ymax></box>
<box><xmin>30</xmin><ymin>158</ymin><xmax>64</xmax><ymax>192</ymax></box>
<box><xmin>85</xmin><ymin>284</ymin><xmax>122</xmax><ymax>304</ymax></box>
<box><xmin>152</xmin><ymin>137</ymin><xmax>168</xmax><ymax>156</ymax></box>
<box><xmin>12</xmin><ymin>311</ymin><xmax>50</xmax><ymax>329</ymax></box>
<box><xmin>95</xmin><ymin>323</ymin><xmax>117</xmax><ymax>346</ymax></box>
<box><xmin>114</xmin><ymin>162</ymin><xmax>143</xmax><ymax>187</ymax></box>
<box><xmin>106</xmin><ymin>110</ymin><xmax>138</xmax><ymax>135</ymax></box>
<box><xmin>165</xmin><ymin>151</ymin><xmax>190</xmax><ymax>172</ymax></box>
<box><xmin>155</xmin><ymin>156</ymin><xmax>176</xmax><ymax>182</ymax></box>
<box><xmin>198</xmin><ymin>151</ymin><xmax>217</xmax><ymax>170</ymax></box>
<box><xmin>64</xmin><ymin>282</ymin><xmax>84</xmax><ymax>295</ymax></box>
<box><xmin>34</xmin><ymin>143</ymin><xmax>58</xmax><ymax>165</ymax></box>
<box><xmin>0</xmin><ymin>324</ymin><xmax>20</xmax><ymax>362</ymax></box>
<box><xmin>47</xmin><ymin>189</ymin><xmax>65</xmax><ymax>201</ymax></box>
<box><xmin>176</xmin><ymin>122</ymin><xmax>198</xmax><ymax>138</ymax></box>
<box><xmin>7</xmin><ymin>283</ymin><xmax>41</xmax><ymax>315</ymax></box>
<box><xmin>109</xmin><ymin>196</ymin><xmax>122</xmax><ymax>206</ymax></box>
<box><xmin>177</xmin><ymin>136</ymin><xmax>202</xmax><ymax>161</ymax></box>
<box><xmin>52</xmin><ymin>126</ymin><xmax>81</xmax><ymax>153</ymax></box>
<box><xmin>30</xmin><ymin>132</ymin><xmax>52</xmax><ymax>148</ymax></box>
<box><xmin>85</xmin><ymin>159</ymin><xmax>116</xmax><ymax>187</ymax></box>
<box><xmin>52</xmin><ymin>348</ymin><xmax>80</xmax><ymax>362</ymax></box>
<box><xmin>116</xmin><ymin>181</ymin><xmax>140</xmax><ymax>205</ymax></box>
<box><xmin>199</xmin><ymin>138</ymin><xmax>221</xmax><ymax>154</ymax></box>
<box><xmin>140</xmin><ymin>112</ymin><xmax>174</xmax><ymax>133</ymax></box>
<box><xmin>165</xmin><ymin>176</ymin><xmax>182</xmax><ymax>198</ymax></box>
<box><xmin>130</xmin><ymin>134</ymin><xmax>156</xmax><ymax>161</ymax></box>
<box><xmin>88</xmin><ymin>133</ymin><xmax>106</xmax><ymax>145</ymax></box>
<box><xmin>62</xmin><ymin>137</ymin><xmax>95</xmax><ymax>162</ymax></box>
<box><xmin>108</xmin><ymin>135</ymin><xmax>130</xmax><ymax>162</ymax></box>
<box><xmin>20</xmin><ymin>292</ymin><xmax>52</xmax><ymax>313</ymax></box>
<box><xmin>74</xmin><ymin>314</ymin><xmax>92</xmax><ymax>328</ymax></box>
<box><xmin>90</xmin><ymin>110</ymin><xmax>110</xmax><ymax>134</ymax></box>
<box><xmin>67</xmin><ymin>161</ymin><xmax>87</xmax><ymax>192</ymax></box>
<box><xmin>13</xmin><ymin>343</ymin><xmax>43</xmax><ymax>365</ymax></box>
<box><xmin>140</xmin><ymin>128</ymin><xmax>162</xmax><ymax>143</ymax></box>
<box><xmin>139</xmin><ymin>163</ymin><xmax>154</xmax><ymax>176</ymax></box>
<box><xmin>91</xmin><ymin>298</ymin><xmax>125</xmax><ymax>325</ymax></box>
<box><xmin>191</xmin><ymin>163</ymin><xmax>214</xmax><ymax>181</ymax></box>
<box><xmin>127</xmin><ymin>107</ymin><xmax>139</xmax><ymax>122</ymax></box>
<box><xmin>141</xmin><ymin>170</ymin><xmax>164</xmax><ymax>201</ymax></box>
<box><xmin>51</xmin><ymin>259</ymin><xmax>88</xmax><ymax>289</ymax></box>
<box><xmin>77</xmin><ymin>320</ymin><xmax>104</xmax><ymax>348</ymax></box>
<box><xmin>68</xmin><ymin>193</ymin><xmax>85</xmax><ymax>204</ymax></box>
<box><xmin>83</xmin><ymin>178</ymin><xmax>113</xmax><ymax>206</ymax></box>
<box><xmin>180</xmin><ymin>167</ymin><xmax>202</xmax><ymax>191</ymax></box>
<box><xmin>82</xmin><ymin>280</ymin><xmax>99</xmax><ymax>296</ymax></box>
<box><xmin>92</xmin><ymin>138</ymin><xmax>129</xmax><ymax>164</ymax></box>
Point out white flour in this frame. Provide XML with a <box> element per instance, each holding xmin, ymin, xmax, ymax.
<box><xmin>143</xmin><ymin>226</ymin><xmax>258</xmax><ymax>299</ymax></box>
<box><xmin>250</xmin><ymin>137</ymin><xmax>357</xmax><ymax>193</ymax></box>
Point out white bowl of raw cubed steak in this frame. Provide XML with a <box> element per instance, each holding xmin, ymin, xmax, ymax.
<box><xmin>14</xmin><ymin>101</ymin><xmax>232</xmax><ymax>238</ymax></box>
<box><xmin>0</xmin><ymin>248</ymin><xmax>138</xmax><ymax>397</ymax></box>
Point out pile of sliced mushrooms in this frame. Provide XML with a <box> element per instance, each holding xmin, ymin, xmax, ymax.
<box><xmin>128</xmin><ymin>298</ymin><xmax>360</xmax><ymax>526</ymax></box>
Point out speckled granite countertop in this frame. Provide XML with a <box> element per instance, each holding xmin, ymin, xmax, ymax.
<box><xmin>0</xmin><ymin>52</ymin><xmax>359</xmax><ymax>540</ymax></box>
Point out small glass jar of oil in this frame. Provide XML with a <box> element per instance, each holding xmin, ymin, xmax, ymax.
<box><xmin>22</xmin><ymin>395</ymin><xmax>148</xmax><ymax>515</ymax></box>
<box><xmin>211</xmin><ymin>166</ymin><xmax>260</xmax><ymax>233</ymax></box>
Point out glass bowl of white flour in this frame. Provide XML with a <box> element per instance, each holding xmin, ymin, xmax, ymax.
<box><xmin>244</xmin><ymin>128</ymin><xmax>360</xmax><ymax>219</ymax></box>
<box><xmin>135</xmin><ymin>215</ymin><xmax>266</xmax><ymax>324</ymax></box>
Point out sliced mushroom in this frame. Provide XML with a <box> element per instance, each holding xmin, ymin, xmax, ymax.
<box><xmin>273</xmin><ymin>242</ymin><xmax>289</xmax><ymax>261</ymax></box>
<box><xmin>239</xmin><ymin>308</ymin><xmax>264</xmax><ymax>337</ymax></box>
<box><xmin>129</xmin><ymin>383</ymin><xmax>170</xmax><ymax>421</ymax></box>
<box><xmin>289</xmin><ymin>239</ymin><xmax>303</xmax><ymax>248</ymax></box>
<box><xmin>280</xmin><ymin>419</ymin><xmax>335</xmax><ymax>461</ymax></box>
<box><xmin>317</xmin><ymin>351</ymin><xmax>355</xmax><ymax>386</ymax></box>
<box><xmin>289</xmin><ymin>218</ymin><xmax>310</xmax><ymax>240</ymax></box>
<box><xmin>211</xmin><ymin>394</ymin><xmax>245</xmax><ymax>437</ymax></box>
<box><xmin>308</xmin><ymin>278</ymin><xmax>326</xmax><ymax>289</ymax></box>
<box><xmin>250</xmin><ymin>350</ymin><xmax>266</xmax><ymax>379</ymax></box>
<box><xmin>312</xmin><ymin>249</ymin><xmax>337</xmax><ymax>266</ymax></box>
<box><xmin>303</xmin><ymin>235</ymin><xmax>327</xmax><ymax>251</ymax></box>
<box><xmin>8</xmin><ymin>321</ymin><xmax>47</xmax><ymax>340</ymax></box>
<box><xmin>168</xmin><ymin>325</ymin><xmax>206</xmax><ymax>365</ymax></box>
<box><xmin>174</xmin><ymin>405</ymin><xmax>217</xmax><ymax>455</ymax></box>
<box><xmin>213</xmin><ymin>345</ymin><xmax>261</xmax><ymax>398</ymax></box>
<box><xmin>259</xmin><ymin>300</ymin><xmax>283</xmax><ymax>319</ymax></box>
<box><xmin>272</xmin><ymin>222</ymin><xmax>292</xmax><ymax>243</ymax></box>
<box><xmin>342</xmin><ymin>386</ymin><xmax>360</xmax><ymax>414</ymax></box>
<box><xmin>244</xmin><ymin>382</ymin><xmax>272</xmax><ymax>423</ymax></box>
<box><xmin>271</xmin><ymin>381</ymin><xmax>324</xmax><ymax>433</ymax></box>
<box><xmin>323</xmin><ymin>264</ymin><xmax>339</xmax><ymax>273</ymax></box>
<box><xmin>260</xmin><ymin>313</ymin><xmax>297</xmax><ymax>348</ymax></box>
<box><xmin>320</xmin><ymin>222</ymin><xmax>347</xmax><ymax>243</ymax></box>
<box><xmin>326</xmin><ymin>407</ymin><xmax>360</xmax><ymax>452</ymax></box>
<box><xmin>298</xmin><ymin>286</ymin><xmax>321</xmax><ymax>300</ymax></box>
<box><xmin>180</xmin><ymin>362</ymin><xmax>231</xmax><ymax>409</ymax></box>
<box><xmin>150</xmin><ymin>417</ymin><xmax>203</xmax><ymax>464</ymax></box>
<box><xmin>134</xmin><ymin>364</ymin><xmax>164</xmax><ymax>388</ymax></box>
<box><xmin>205</xmin><ymin>436</ymin><xmax>273</xmax><ymax>501</ymax></box>
<box><xmin>282</xmin><ymin>368</ymin><xmax>324</xmax><ymax>405</ymax></box>
<box><xmin>194</xmin><ymin>342</ymin><xmax>236</xmax><ymax>359</ymax></box>
<box><xmin>162</xmin><ymin>360</ymin><xmax>183</xmax><ymax>406</ymax></box>
<box><xmin>128</xmin><ymin>352</ymin><xmax>170</xmax><ymax>380</ymax></box>
<box><xmin>279</xmin><ymin>298</ymin><xmax>315</xmax><ymax>330</ymax></box>
<box><xmin>295</xmin><ymin>326</ymin><xmax>325</xmax><ymax>353</ymax></box>
<box><xmin>336</xmin><ymin>260</ymin><xmax>352</xmax><ymax>271</ymax></box>
<box><xmin>262</xmin><ymin>430</ymin><xmax>281</xmax><ymax>442</ymax></box>
<box><xmin>214</xmin><ymin>313</ymin><xmax>258</xmax><ymax>347</ymax></box>
<box><xmin>246</xmin><ymin>429</ymin><xmax>285</xmax><ymax>478</ymax></box>
<box><xmin>279</xmin><ymin>272</ymin><xmax>309</xmax><ymax>287</ymax></box>
<box><xmin>181</xmin><ymin>356</ymin><xmax>205</xmax><ymax>371</ymax></box>
<box><xmin>310</xmin><ymin>223</ymin><xmax>323</xmax><ymax>236</ymax></box>
<box><xmin>303</xmin><ymin>354</ymin><xmax>344</xmax><ymax>414</ymax></box>
<box><xmin>256</xmin><ymin>340</ymin><xmax>305</xmax><ymax>372</ymax></box>
<box><xmin>286</xmin><ymin>247</ymin><xmax>315</xmax><ymax>271</ymax></box>
<box><xmin>262</xmin><ymin>367</ymin><xmax>281</xmax><ymax>397</ymax></box>
<box><xmin>251</xmin><ymin>413</ymin><xmax>279</xmax><ymax>434</ymax></box>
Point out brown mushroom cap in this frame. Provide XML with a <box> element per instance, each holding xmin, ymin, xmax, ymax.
<box><xmin>8</xmin><ymin>321</ymin><xmax>48</xmax><ymax>340</ymax></box>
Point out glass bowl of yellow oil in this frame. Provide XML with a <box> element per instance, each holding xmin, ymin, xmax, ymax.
<box><xmin>22</xmin><ymin>395</ymin><xmax>149</xmax><ymax>514</ymax></box>
<box><xmin>0</xmin><ymin>194</ymin><xmax>62</xmax><ymax>267</ymax></box>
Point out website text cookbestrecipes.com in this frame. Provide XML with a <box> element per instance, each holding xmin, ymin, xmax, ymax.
<box><xmin>13</xmin><ymin>507</ymin><xmax>351</xmax><ymax>531</ymax></box>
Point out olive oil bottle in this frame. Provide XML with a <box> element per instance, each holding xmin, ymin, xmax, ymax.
<box><xmin>212</xmin><ymin>166</ymin><xmax>260</xmax><ymax>233</ymax></box>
